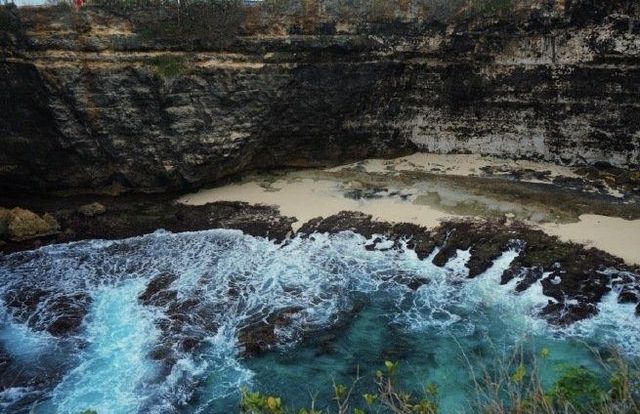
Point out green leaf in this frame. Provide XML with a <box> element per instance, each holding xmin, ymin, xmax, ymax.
<box><xmin>424</xmin><ymin>383</ymin><xmax>438</xmax><ymax>397</ymax></box>
<box><xmin>511</xmin><ymin>364</ymin><xmax>526</xmax><ymax>384</ymax></box>
<box><xmin>546</xmin><ymin>365</ymin><xmax>606</xmax><ymax>409</ymax></box>
<box><xmin>363</xmin><ymin>393</ymin><xmax>378</xmax><ymax>405</ymax></box>
<box><xmin>539</xmin><ymin>347</ymin><xmax>550</xmax><ymax>359</ymax></box>
<box><xmin>334</xmin><ymin>383</ymin><xmax>348</xmax><ymax>400</ymax></box>
<box><xmin>384</xmin><ymin>360</ymin><xmax>397</xmax><ymax>375</ymax></box>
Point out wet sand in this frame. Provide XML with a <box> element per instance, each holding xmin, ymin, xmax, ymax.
<box><xmin>331</xmin><ymin>153</ymin><xmax>580</xmax><ymax>180</ymax></box>
<box><xmin>178</xmin><ymin>178</ymin><xmax>456</xmax><ymax>231</ymax></box>
<box><xmin>178</xmin><ymin>154</ymin><xmax>640</xmax><ymax>265</ymax></box>
<box><xmin>542</xmin><ymin>215</ymin><xmax>640</xmax><ymax>265</ymax></box>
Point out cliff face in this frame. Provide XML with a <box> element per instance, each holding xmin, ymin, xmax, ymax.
<box><xmin>1</xmin><ymin>3</ymin><xmax>639</xmax><ymax>193</ymax></box>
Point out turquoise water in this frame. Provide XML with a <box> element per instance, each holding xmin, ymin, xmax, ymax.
<box><xmin>0</xmin><ymin>229</ymin><xmax>637</xmax><ymax>413</ymax></box>
<box><xmin>40</xmin><ymin>280</ymin><xmax>162</xmax><ymax>413</ymax></box>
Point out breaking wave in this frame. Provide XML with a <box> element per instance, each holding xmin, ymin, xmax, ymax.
<box><xmin>0</xmin><ymin>229</ymin><xmax>637</xmax><ymax>413</ymax></box>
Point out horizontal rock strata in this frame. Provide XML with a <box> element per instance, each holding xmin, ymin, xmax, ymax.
<box><xmin>1</xmin><ymin>2</ymin><xmax>639</xmax><ymax>193</ymax></box>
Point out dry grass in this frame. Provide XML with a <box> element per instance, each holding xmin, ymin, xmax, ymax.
<box><xmin>239</xmin><ymin>346</ymin><xmax>640</xmax><ymax>414</ymax></box>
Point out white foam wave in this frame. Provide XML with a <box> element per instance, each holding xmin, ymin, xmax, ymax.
<box><xmin>0</xmin><ymin>229</ymin><xmax>637</xmax><ymax>413</ymax></box>
<box><xmin>39</xmin><ymin>279</ymin><xmax>162</xmax><ymax>414</ymax></box>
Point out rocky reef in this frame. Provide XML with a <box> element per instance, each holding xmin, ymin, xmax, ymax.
<box><xmin>1</xmin><ymin>206</ymin><xmax>638</xmax><ymax>394</ymax></box>
<box><xmin>1</xmin><ymin>0</ymin><xmax>639</xmax><ymax>194</ymax></box>
<box><xmin>299</xmin><ymin>211</ymin><xmax>640</xmax><ymax>325</ymax></box>
<box><xmin>1</xmin><ymin>199</ymin><xmax>638</xmax><ymax>339</ymax></box>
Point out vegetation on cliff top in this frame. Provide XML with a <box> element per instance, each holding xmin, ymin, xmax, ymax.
<box><xmin>3</xmin><ymin>0</ymin><xmax>637</xmax><ymax>48</ymax></box>
<box><xmin>0</xmin><ymin>0</ymin><xmax>629</xmax><ymax>52</ymax></box>
<box><xmin>0</xmin><ymin>3</ymin><xmax>22</xmax><ymax>33</ymax></box>
<box><xmin>93</xmin><ymin>0</ymin><xmax>547</xmax><ymax>40</ymax></box>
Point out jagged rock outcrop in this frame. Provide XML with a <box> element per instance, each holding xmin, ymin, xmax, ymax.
<box><xmin>0</xmin><ymin>207</ymin><xmax>59</xmax><ymax>241</ymax></box>
<box><xmin>77</xmin><ymin>201</ymin><xmax>107</xmax><ymax>216</ymax></box>
<box><xmin>299</xmin><ymin>211</ymin><xmax>640</xmax><ymax>325</ymax></box>
<box><xmin>0</xmin><ymin>1</ymin><xmax>639</xmax><ymax>193</ymax></box>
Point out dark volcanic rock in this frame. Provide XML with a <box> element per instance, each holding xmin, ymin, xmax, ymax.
<box><xmin>502</xmin><ymin>266</ymin><xmax>545</xmax><ymax>293</ymax></box>
<box><xmin>310</xmin><ymin>214</ymin><xmax>515</xmax><ymax>279</ymax></box>
<box><xmin>2</xmin><ymin>202</ymin><xmax>638</xmax><ymax>331</ymax></box>
<box><xmin>137</xmin><ymin>273</ymin><xmax>226</xmax><ymax>372</ymax></box>
<box><xmin>138</xmin><ymin>272</ymin><xmax>178</xmax><ymax>306</ymax></box>
<box><xmin>172</xmin><ymin>202</ymin><xmax>295</xmax><ymax>241</ymax></box>
<box><xmin>299</xmin><ymin>211</ymin><xmax>439</xmax><ymax>260</ymax></box>
<box><xmin>300</xmin><ymin>212</ymin><xmax>638</xmax><ymax>326</ymax></box>
<box><xmin>540</xmin><ymin>301</ymin><xmax>599</xmax><ymax>326</ymax></box>
<box><xmin>0</xmin><ymin>199</ymin><xmax>296</xmax><ymax>254</ymax></box>
<box><xmin>237</xmin><ymin>308</ymin><xmax>304</xmax><ymax>356</ymax></box>
<box><xmin>618</xmin><ymin>288</ymin><xmax>639</xmax><ymax>304</ymax></box>
<box><xmin>430</xmin><ymin>219</ymin><xmax>518</xmax><ymax>278</ymax></box>
<box><xmin>77</xmin><ymin>202</ymin><xmax>107</xmax><ymax>217</ymax></box>
<box><xmin>3</xmin><ymin>287</ymin><xmax>91</xmax><ymax>336</ymax></box>
<box><xmin>45</xmin><ymin>293</ymin><xmax>92</xmax><ymax>335</ymax></box>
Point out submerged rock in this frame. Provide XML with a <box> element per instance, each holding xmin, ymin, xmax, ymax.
<box><xmin>237</xmin><ymin>308</ymin><xmax>303</xmax><ymax>356</ymax></box>
<box><xmin>45</xmin><ymin>293</ymin><xmax>92</xmax><ymax>336</ymax></box>
<box><xmin>137</xmin><ymin>273</ymin><xmax>219</xmax><ymax>371</ymax></box>
<box><xmin>617</xmin><ymin>288</ymin><xmax>639</xmax><ymax>304</ymax></box>
<box><xmin>0</xmin><ymin>346</ymin><xmax>10</xmax><ymax>370</ymax></box>
<box><xmin>3</xmin><ymin>286</ymin><xmax>91</xmax><ymax>336</ymax></box>
<box><xmin>138</xmin><ymin>272</ymin><xmax>178</xmax><ymax>306</ymax></box>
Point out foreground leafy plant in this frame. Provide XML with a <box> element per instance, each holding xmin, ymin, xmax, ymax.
<box><xmin>240</xmin><ymin>387</ymin><xmax>284</xmax><ymax>414</ymax></box>
<box><xmin>238</xmin><ymin>349</ymin><xmax>639</xmax><ymax>414</ymax></box>
<box><xmin>240</xmin><ymin>361</ymin><xmax>439</xmax><ymax>414</ymax></box>
<box><xmin>547</xmin><ymin>365</ymin><xmax>606</xmax><ymax>409</ymax></box>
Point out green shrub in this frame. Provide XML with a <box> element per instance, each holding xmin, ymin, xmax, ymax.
<box><xmin>240</xmin><ymin>361</ymin><xmax>439</xmax><ymax>414</ymax></box>
<box><xmin>240</xmin><ymin>388</ymin><xmax>284</xmax><ymax>414</ymax></box>
<box><xmin>546</xmin><ymin>365</ymin><xmax>607</xmax><ymax>409</ymax></box>
<box><xmin>0</xmin><ymin>5</ymin><xmax>21</xmax><ymax>34</ymax></box>
<box><xmin>94</xmin><ymin>0</ymin><xmax>244</xmax><ymax>47</ymax></box>
<box><xmin>148</xmin><ymin>54</ymin><xmax>187</xmax><ymax>77</ymax></box>
<box><xmin>236</xmin><ymin>350</ymin><xmax>640</xmax><ymax>414</ymax></box>
<box><xmin>414</xmin><ymin>0</ymin><xmax>466</xmax><ymax>21</ymax></box>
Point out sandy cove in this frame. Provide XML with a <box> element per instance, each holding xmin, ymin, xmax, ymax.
<box><xmin>178</xmin><ymin>154</ymin><xmax>640</xmax><ymax>265</ymax></box>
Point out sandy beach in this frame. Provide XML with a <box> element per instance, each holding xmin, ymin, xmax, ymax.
<box><xmin>178</xmin><ymin>154</ymin><xmax>640</xmax><ymax>265</ymax></box>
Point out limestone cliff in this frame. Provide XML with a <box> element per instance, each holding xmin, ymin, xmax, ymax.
<box><xmin>1</xmin><ymin>1</ymin><xmax>639</xmax><ymax>193</ymax></box>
